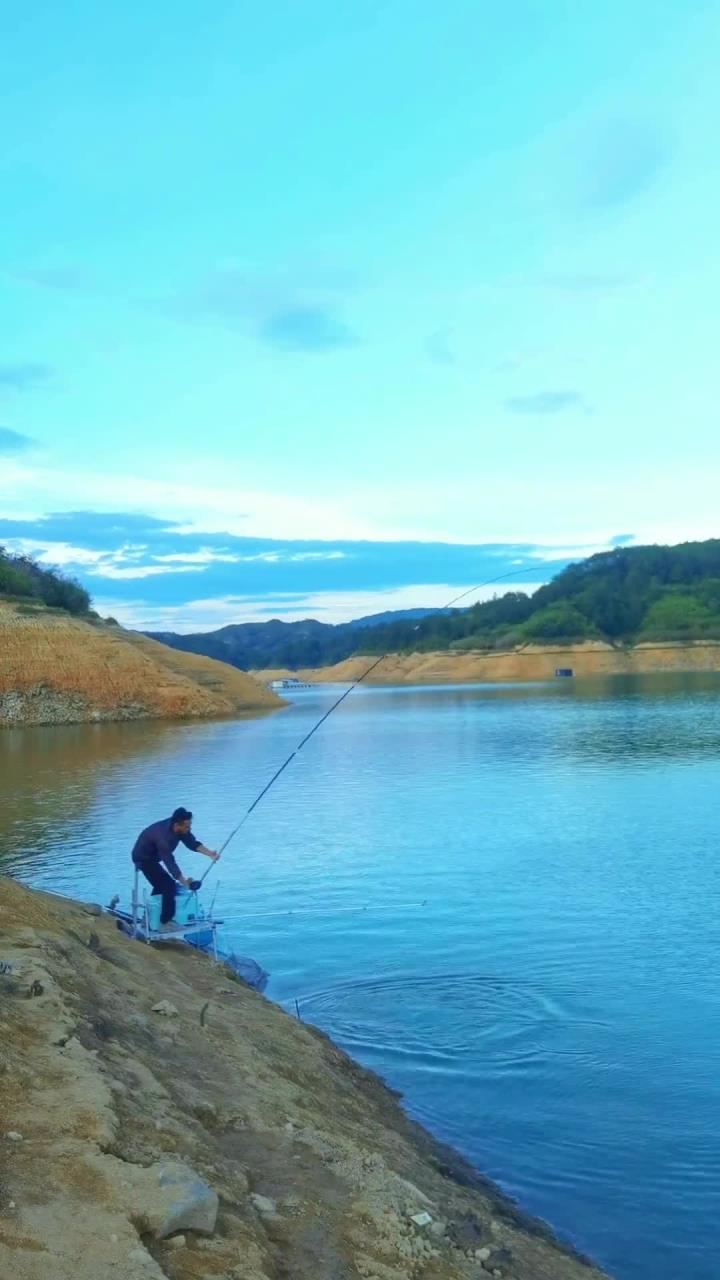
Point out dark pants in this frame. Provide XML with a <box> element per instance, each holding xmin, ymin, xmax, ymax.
<box><xmin>137</xmin><ymin>861</ymin><xmax>177</xmax><ymax>924</ymax></box>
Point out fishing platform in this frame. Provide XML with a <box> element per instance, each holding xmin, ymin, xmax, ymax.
<box><xmin>106</xmin><ymin>872</ymin><xmax>269</xmax><ymax>992</ymax></box>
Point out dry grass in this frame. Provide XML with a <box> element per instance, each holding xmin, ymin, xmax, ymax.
<box><xmin>0</xmin><ymin>602</ymin><xmax>281</xmax><ymax>723</ymax></box>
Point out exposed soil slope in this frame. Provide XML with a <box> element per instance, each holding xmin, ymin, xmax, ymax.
<box><xmin>0</xmin><ymin>603</ymin><xmax>281</xmax><ymax>726</ymax></box>
<box><xmin>258</xmin><ymin>639</ymin><xmax>720</xmax><ymax>686</ymax></box>
<box><xmin>0</xmin><ymin>878</ymin><xmax>611</xmax><ymax>1280</ymax></box>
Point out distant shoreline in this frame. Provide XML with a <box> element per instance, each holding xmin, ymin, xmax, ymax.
<box><xmin>256</xmin><ymin>639</ymin><xmax>720</xmax><ymax>686</ymax></box>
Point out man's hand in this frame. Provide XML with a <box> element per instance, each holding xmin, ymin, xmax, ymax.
<box><xmin>199</xmin><ymin>846</ymin><xmax>220</xmax><ymax>862</ymax></box>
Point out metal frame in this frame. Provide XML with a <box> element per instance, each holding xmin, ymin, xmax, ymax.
<box><xmin>128</xmin><ymin>868</ymin><xmax>220</xmax><ymax>961</ymax></box>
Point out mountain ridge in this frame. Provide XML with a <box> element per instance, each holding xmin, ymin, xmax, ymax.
<box><xmin>145</xmin><ymin>539</ymin><xmax>720</xmax><ymax>671</ymax></box>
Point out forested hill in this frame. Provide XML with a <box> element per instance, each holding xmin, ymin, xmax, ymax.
<box><xmin>0</xmin><ymin>544</ymin><xmax>91</xmax><ymax>614</ymax></box>
<box><xmin>146</xmin><ymin>539</ymin><xmax>720</xmax><ymax>671</ymax></box>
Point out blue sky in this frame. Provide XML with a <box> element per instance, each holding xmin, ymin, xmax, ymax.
<box><xmin>1</xmin><ymin>2</ymin><xmax>718</xmax><ymax>629</ymax></box>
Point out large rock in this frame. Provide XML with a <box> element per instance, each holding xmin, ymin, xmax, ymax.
<box><xmin>135</xmin><ymin>1160</ymin><xmax>218</xmax><ymax>1239</ymax></box>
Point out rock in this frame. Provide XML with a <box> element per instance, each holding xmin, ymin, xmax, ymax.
<box><xmin>486</xmin><ymin>1247</ymin><xmax>513</xmax><ymax>1269</ymax></box>
<box><xmin>5</xmin><ymin>1131</ymin><xmax>24</xmax><ymax>1142</ymax></box>
<box><xmin>135</xmin><ymin>1161</ymin><xmax>219</xmax><ymax>1239</ymax></box>
<box><xmin>476</xmin><ymin>1247</ymin><xmax>492</xmax><ymax>1261</ymax></box>
<box><xmin>453</xmin><ymin>1215</ymin><xmax>487</xmax><ymax>1248</ymax></box>
<box><xmin>81</xmin><ymin>903</ymin><xmax>103</xmax><ymax>917</ymax></box>
<box><xmin>128</xmin><ymin>1247</ymin><xmax>152</xmax><ymax>1264</ymax></box>
<box><xmin>165</xmin><ymin>1234</ymin><xmax>186</xmax><ymax>1250</ymax></box>
<box><xmin>151</xmin><ymin>1000</ymin><xmax>179</xmax><ymax>1017</ymax></box>
<box><xmin>429</xmin><ymin>1219</ymin><xmax>447</xmax><ymax>1238</ymax></box>
<box><xmin>250</xmin><ymin>1193</ymin><xmax>278</xmax><ymax>1217</ymax></box>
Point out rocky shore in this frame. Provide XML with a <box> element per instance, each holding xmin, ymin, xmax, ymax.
<box><xmin>0</xmin><ymin>878</ymin><xmax>611</xmax><ymax>1280</ymax></box>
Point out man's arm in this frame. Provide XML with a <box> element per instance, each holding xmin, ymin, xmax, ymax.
<box><xmin>180</xmin><ymin>832</ymin><xmax>220</xmax><ymax>862</ymax></box>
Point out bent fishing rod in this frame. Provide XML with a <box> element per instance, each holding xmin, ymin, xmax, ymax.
<box><xmin>199</xmin><ymin>563</ymin><xmax>541</xmax><ymax>887</ymax></box>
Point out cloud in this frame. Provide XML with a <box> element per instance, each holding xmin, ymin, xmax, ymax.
<box><xmin>425</xmin><ymin>329</ymin><xmax>456</xmax><ymax>366</ymax></box>
<box><xmin>0</xmin><ymin>427</ymin><xmax>37</xmax><ymax>453</ymax></box>
<box><xmin>96</xmin><ymin>580</ymin><xmax>548</xmax><ymax>633</ymax></box>
<box><xmin>0</xmin><ymin>362</ymin><xmax>53</xmax><ymax>392</ymax></box>
<box><xmin>527</xmin><ymin>542</ymin><xmax>615</xmax><ymax>562</ymax></box>
<box><xmin>12</xmin><ymin>265</ymin><xmax>96</xmax><ymax>294</ymax></box>
<box><xmin>260</xmin><ymin>305</ymin><xmax>356</xmax><ymax>352</ymax></box>
<box><xmin>89</xmin><ymin>563</ymin><xmax>206</xmax><ymax>580</ymax></box>
<box><xmin>504</xmin><ymin>391</ymin><xmax>587</xmax><ymax>415</ymax></box>
<box><xmin>578</xmin><ymin>118</ymin><xmax>669</xmax><ymax>209</ymax></box>
<box><xmin>0</xmin><ymin>511</ymin><xmax>571</xmax><ymax>628</ymax></box>
<box><xmin>152</xmin><ymin>550</ymin><xmax>243</xmax><ymax>565</ymax></box>
<box><xmin>159</xmin><ymin>264</ymin><xmax>359</xmax><ymax>352</ymax></box>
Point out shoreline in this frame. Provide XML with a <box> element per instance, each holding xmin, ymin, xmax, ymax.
<box><xmin>256</xmin><ymin>639</ymin><xmax>720</xmax><ymax>687</ymax></box>
<box><xmin>1</xmin><ymin>876</ymin><xmax>611</xmax><ymax>1280</ymax></box>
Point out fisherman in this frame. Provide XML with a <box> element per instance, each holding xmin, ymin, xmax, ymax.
<box><xmin>131</xmin><ymin>807</ymin><xmax>219</xmax><ymax>930</ymax></box>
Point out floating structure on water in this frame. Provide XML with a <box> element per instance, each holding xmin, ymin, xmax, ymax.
<box><xmin>555</xmin><ymin>667</ymin><xmax>574</xmax><ymax>678</ymax></box>
<box><xmin>106</xmin><ymin>872</ymin><xmax>269</xmax><ymax>992</ymax></box>
<box><xmin>269</xmin><ymin>677</ymin><xmax>313</xmax><ymax>690</ymax></box>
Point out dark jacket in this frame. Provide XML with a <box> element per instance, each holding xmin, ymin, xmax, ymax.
<box><xmin>131</xmin><ymin>817</ymin><xmax>201</xmax><ymax>879</ymax></box>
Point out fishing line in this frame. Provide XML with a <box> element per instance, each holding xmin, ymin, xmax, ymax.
<box><xmin>217</xmin><ymin>900</ymin><xmax>429</xmax><ymax>921</ymax></box>
<box><xmin>200</xmin><ymin>562</ymin><xmax>543</xmax><ymax>886</ymax></box>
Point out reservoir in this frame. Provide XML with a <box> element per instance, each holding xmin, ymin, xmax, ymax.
<box><xmin>2</xmin><ymin>673</ymin><xmax>719</xmax><ymax>1280</ymax></box>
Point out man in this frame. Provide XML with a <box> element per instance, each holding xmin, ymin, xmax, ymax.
<box><xmin>131</xmin><ymin>807</ymin><xmax>219</xmax><ymax>929</ymax></box>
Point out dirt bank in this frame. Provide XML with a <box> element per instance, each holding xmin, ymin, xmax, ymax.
<box><xmin>258</xmin><ymin>639</ymin><xmax>720</xmax><ymax>686</ymax></box>
<box><xmin>0</xmin><ymin>602</ymin><xmax>281</xmax><ymax>726</ymax></box>
<box><xmin>0</xmin><ymin>878</ymin><xmax>610</xmax><ymax>1280</ymax></box>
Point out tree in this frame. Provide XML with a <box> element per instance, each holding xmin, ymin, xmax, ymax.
<box><xmin>521</xmin><ymin>603</ymin><xmax>594</xmax><ymax>641</ymax></box>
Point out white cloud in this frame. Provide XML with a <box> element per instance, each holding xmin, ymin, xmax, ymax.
<box><xmin>94</xmin><ymin>580</ymin><xmax>545</xmax><ymax>633</ymax></box>
<box><xmin>2</xmin><ymin>536</ymin><xmax>209</xmax><ymax>579</ymax></box>
<box><xmin>3</xmin><ymin>457</ymin><xmax>719</xmax><ymax>553</ymax></box>
<box><xmin>152</xmin><ymin>550</ymin><xmax>241</xmax><ymax>564</ymax></box>
<box><xmin>7</xmin><ymin>538</ymin><xmax>109</xmax><ymax>566</ymax></box>
<box><xmin>1</xmin><ymin>458</ymin><xmax>449</xmax><ymax>542</ymax></box>
<box><xmin>527</xmin><ymin>541</ymin><xmax>615</xmax><ymax>562</ymax></box>
<box><xmin>90</xmin><ymin>563</ymin><xmax>205</xmax><ymax>580</ymax></box>
<box><xmin>289</xmin><ymin>550</ymin><xmax>346</xmax><ymax>562</ymax></box>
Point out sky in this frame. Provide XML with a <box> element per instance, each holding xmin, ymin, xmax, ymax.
<box><xmin>1</xmin><ymin>1</ymin><xmax>719</xmax><ymax>630</ymax></box>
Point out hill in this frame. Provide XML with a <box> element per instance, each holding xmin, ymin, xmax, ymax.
<box><xmin>147</xmin><ymin>608</ymin><xmax>444</xmax><ymax>672</ymax></box>
<box><xmin>148</xmin><ymin>539</ymin><xmax>720</xmax><ymax>671</ymax></box>
<box><xmin>0</xmin><ymin>875</ymin><xmax>610</xmax><ymax>1280</ymax></box>
<box><xmin>0</xmin><ymin>600</ymin><xmax>280</xmax><ymax>727</ymax></box>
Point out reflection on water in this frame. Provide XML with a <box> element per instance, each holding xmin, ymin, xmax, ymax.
<box><xmin>2</xmin><ymin>673</ymin><xmax>720</xmax><ymax>1280</ymax></box>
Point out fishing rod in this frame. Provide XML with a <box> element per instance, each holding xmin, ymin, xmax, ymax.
<box><xmin>199</xmin><ymin>562</ymin><xmax>543</xmax><ymax>887</ymax></box>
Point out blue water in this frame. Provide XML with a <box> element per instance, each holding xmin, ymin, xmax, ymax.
<box><xmin>2</xmin><ymin>674</ymin><xmax>720</xmax><ymax>1280</ymax></box>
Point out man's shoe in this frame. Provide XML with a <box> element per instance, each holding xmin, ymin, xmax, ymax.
<box><xmin>158</xmin><ymin>921</ymin><xmax>177</xmax><ymax>932</ymax></box>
